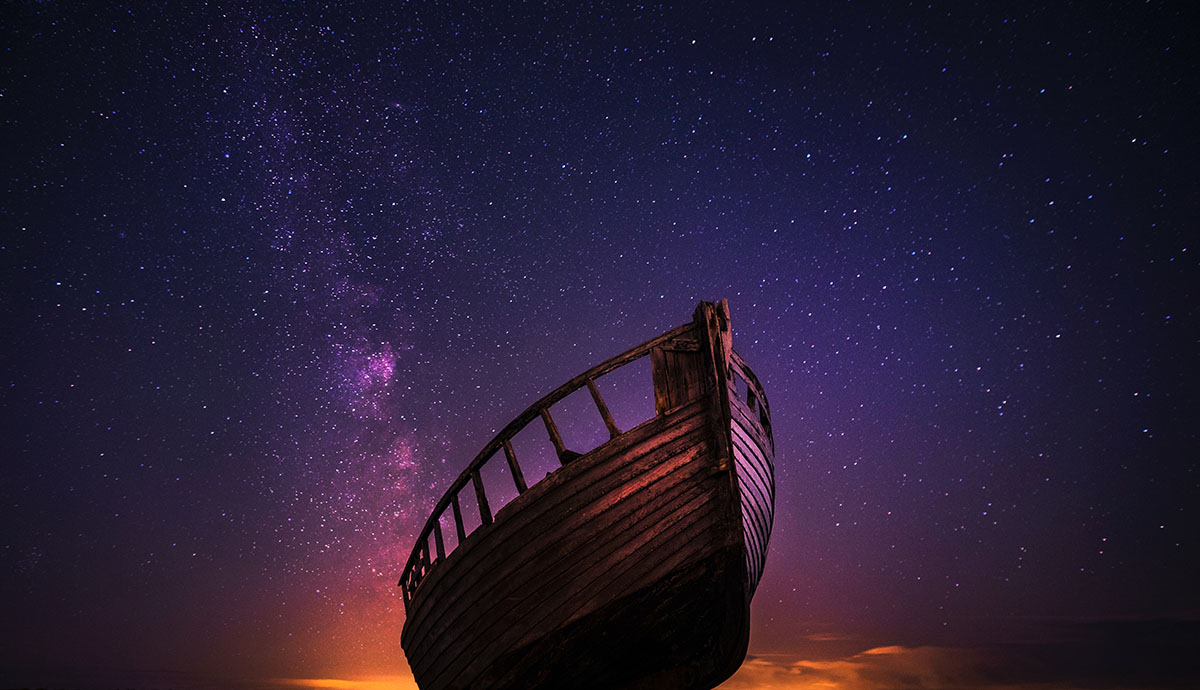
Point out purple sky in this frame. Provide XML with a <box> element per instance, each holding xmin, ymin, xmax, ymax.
<box><xmin>3</xmin><ymin>2</ymin><xmax>1196</xmax><ymax>688</ymax></box>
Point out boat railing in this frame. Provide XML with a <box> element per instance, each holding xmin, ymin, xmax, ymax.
<box><xmin>398</xmin><ymin>321</ymin><xmax>694</xmax><ymax>607</ymax></box>
<box><xmin>398</xmin><ymin>321</ymin><xmax>775</xmax><ymax>608</ymax></box>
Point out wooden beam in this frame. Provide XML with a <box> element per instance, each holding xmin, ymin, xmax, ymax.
<box><xmin>586</xmin><ymin>378</ymin><xmax>622</xmax><ymax>439</ymax></box>
<box><xmin>541</xmin><ymin>408</ymin><xmax>576</xmax><ymax>464</ymax></box>
<box><xmin>433</xmin><ymin>520</ymin><xmax>445</xmax><ymax>561</ymax></box>
<box><xmin>650</xmin><ymin>346</ymin><xmax>670</xmax><ymax>416</ymax></box>
<box><xmin>472</xmin><ymin>470</ymin><xmax>493</xmax><ymax>525</ymax></box>
<box><xmin>502</xmin><ymin>439</ymin><xmax>528</xmax><ymax>494</ymax></box>
<box><xmin>694</xmin><ymin>300</ymin><xmax>734</xmax><ymax>473</ymax></box>
<box><xmin>451</xmin><ymin>493</ymin><xmax>466</xmax><ymax>543</ymax></box>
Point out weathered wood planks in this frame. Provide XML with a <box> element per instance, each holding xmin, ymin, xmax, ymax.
<box><xmin>399</xmin><ymin>301</ymin><xmax>776</xmax><ymax>690</ymax></box>
<box><xmin>729</xmin><ymin>355</ymin><xmax>775</xmax><ymax>597</ymax></box>
<box><xmin>405</xmin><ymin>401</ymin><xmax>730</xmax><ymax>690</ymax></box>
<box><xmin>401</xmin><ymin>402</ymin><xmax>710</xmax><ymax>650</ymax></box>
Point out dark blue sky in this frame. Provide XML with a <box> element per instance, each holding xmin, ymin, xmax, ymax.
<box><xmin>3</xmin><ymin>2</ymin><xmax>1196</xmax><ymax>687</ymax></box>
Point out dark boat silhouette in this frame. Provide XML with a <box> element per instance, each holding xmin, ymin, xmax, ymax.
<box><xmin>398</xmin><ymin>300</ymin><xmax>775</xmax><ymax>690</ymax></box>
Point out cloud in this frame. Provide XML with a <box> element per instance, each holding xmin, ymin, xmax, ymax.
<box><xmin>721</xmin><ymin>646</ymin><xmax>995</xmax><ymax>690</ymax></box>
<box><xmin>720</xmin><ymin>620</ymin><xmax>1200</xmax><ymax>690</ymax></box>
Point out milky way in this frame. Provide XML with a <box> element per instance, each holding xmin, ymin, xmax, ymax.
<box><xmin>3</xmin><ymin>2</ymin><xmax>1196</xmax><ymax>687</ymax></box>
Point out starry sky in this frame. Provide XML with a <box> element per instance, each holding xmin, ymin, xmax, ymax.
<box><xmin>3</xmin><ymin>2</ymin><xmax>1197</xmax><ymax>689</ymax></box>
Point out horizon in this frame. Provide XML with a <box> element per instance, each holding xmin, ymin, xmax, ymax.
<box><xmin>7</xmin><ymin>622</ymin><xmax>1200</xmax><ymax>689</ymax></box>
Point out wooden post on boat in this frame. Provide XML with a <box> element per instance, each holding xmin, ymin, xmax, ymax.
<box><xmin>694</xmin><ymin>299</ymin><xmax>735</xmax><ymax>473</ymax></box>
<box><xmin>502</xmin><ymin>439</ymin><xmax>527</xmax><ymax>494</ymax></box>
<box><xmin>586</xmin><ymin>378</ymin><xmax>622</xmax><ymax>439</ymax></box>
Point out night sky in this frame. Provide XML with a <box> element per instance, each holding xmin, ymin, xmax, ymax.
<box><xmin>3</xmin><ymin>2</ymin><xmax>1197</xmax><ymax>689</ymax></box>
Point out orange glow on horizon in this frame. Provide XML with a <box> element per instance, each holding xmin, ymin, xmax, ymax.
<box><xmin>271</xmin><ymin>676</ymin><xmax>418</xmax><ymax>690</ymax></box>
<box><xmin>711</xmin><ymin>643</ymin><xmax>1105</xmax><ymax>690</ymax></box>
<box><xmin>270</xmin><ymin>643</ymin><xmax>1104</xmax><ymax>690</ymax></box>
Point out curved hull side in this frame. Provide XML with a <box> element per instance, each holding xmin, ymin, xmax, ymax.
<box><xmin>729</xmin><ymin>389</ymin><xmax>775</xmax><ymax>597</ymax></box>
<box><xmin>401</xmin><ymin>396</ymin><xmax>746</xmax><ymax>690</ymax></box>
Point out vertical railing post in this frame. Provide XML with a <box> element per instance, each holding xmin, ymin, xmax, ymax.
<box><xmin>502</xmin><ymin>439</ymin><xmax>528</xmax><ymax>493</ymax></box>
<box><xmin>472</xmin><ymin>469</ymin><xmax>493</xmax><ymax>525</ymax></box>
<box><xmin>451</xmin><ymin>493</ymin><xmax>466</xmax><ymax>543</ymax></box>
<box><xmin>586</xmin><ymin>378</ymin><xmax>622</xmax><ymax>439</ymax></box>
<box><xmin>433</xmin><ymin>520</ymin><xmax>445</xmax><ymax>561</ymax></box>
<box><xmin>541</xmin><ymin>408</ymin><xmax>575</xmax><ymax>464</ymax></box>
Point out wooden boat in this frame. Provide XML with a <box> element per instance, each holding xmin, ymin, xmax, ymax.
<box><xmin>398</xmin><ymin>300</ymin><xmax>775</xmax><ymax>690</ymax></box>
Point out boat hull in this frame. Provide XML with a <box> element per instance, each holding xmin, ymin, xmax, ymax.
<box><xmin>399</xmin><ymin>301</ymin><xmax>774</xmax><ymax>690</ymax></box>
<box><xmin>402</xmin><ymin>397</ymin><xmax>747</xmax><ymax>689</ymax></box>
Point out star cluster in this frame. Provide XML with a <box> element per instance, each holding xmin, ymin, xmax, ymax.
<box><xmin>2</xmin><ymin>2</ymin><xmax>1195</xmax><ymax>687</ymax></box>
